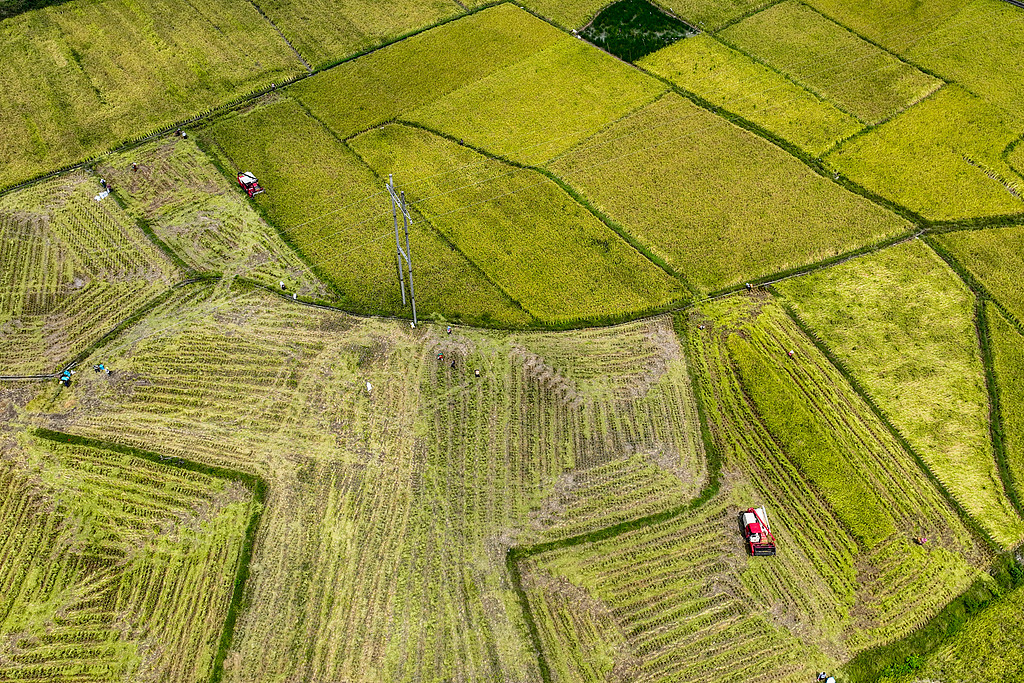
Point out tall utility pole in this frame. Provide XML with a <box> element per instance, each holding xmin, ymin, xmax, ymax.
<box><xmin>387</xmin><ymin>174</ymin><xmax>417</xmax><ymax>326</ymax></box>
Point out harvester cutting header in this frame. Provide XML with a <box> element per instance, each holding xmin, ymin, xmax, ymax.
<box><xmin>740</xmin><ymin>506</ymin><xmax>776</xmax><ymax>556</ymax></box>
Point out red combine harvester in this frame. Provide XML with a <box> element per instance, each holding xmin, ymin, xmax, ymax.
<box><xmin>740</xmin><ymin>506</ymin><xmax>776</xmax><ymax>556</ymax></box>
<box><xmin>237</xmin><ymin>172</ymin><xmax>264</xmax><ymax>198</ymax></box>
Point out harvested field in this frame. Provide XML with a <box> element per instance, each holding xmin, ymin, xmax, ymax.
<box><xmin>776</xmin><ymin>240</ymin><xmax>1024</xmax><ymax>547</ymax></box>
<box><xmin>350</xmin><ymin>124</ymin><xmax>683</xmax><ymax>323</ymax></box>
<box><xmin>203</xmin><ymin>99</ymin><xmax>530</xmax><ymax>326</ymax></box>
<box><xmin>95</xmin><ymin>134</ymin><xmax>331</xmax><ymax>300</ymax></box>
<box><xmin>546</xmin><ymin>93</ymin><xmax>909</xmax><ymax>294</ymax></box>
<box><xmin>0</xmin><ymin>434</ymin><xmax>257</xmax><ymax>682</ymax></box>
<box><xmin>26</xmin><ymin>283</ymin><xmax>706</xmax><ymax>681</ymax></box>
<box><xmin>826</xmin><ymin>86</ymin><xmax>1024</xmax><ymax>220</ymax></box>
<box><xmin>405</xmin><ymin>37</ymin><xmax>666</xmax><ymax>165</ymax></box>
<box><xmin>255</xmin><ymin>0</ymin><xmax>460</xmax><ymax>70</ymax></box>
<box><xmin>935</xmin><ymin>225</ymin><xmax>1024</xmax><ymax>325</ymax></box>
<box><xmin>519</xmin><ymin>294</ymin><xmax>987</xmax><ymax>681</ymax></box>
<box><xmin>638</xmin><ymin>35</ymin><xmax>863</xmax><ymax>156</ymax></box>
<box><xmin>719</xmin><ymin>1</ymin><xmax>941</xmax><ymax>125</ymax></box>
<box><xmin>0</xmin><ymin>0</ymin><xmax>305</xmax><ymax>189</ymax></box>
<box><xmin>0</xmin><ymin>173</ymin><xmax>179</xmax><ymax>375</ymax></box>
<box><xmin>289</xmin><ymin>4</ymin><xmax>563</xmax><ymax>140</ymax></box>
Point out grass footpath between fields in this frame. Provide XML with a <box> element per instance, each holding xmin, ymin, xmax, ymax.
<box><xmin>200</xmin><ymin>98</ymin><xmax>532</xmax><ymax>327</ymax></box>
<box><xmin>826</xmin><ymin>85</ymin><xmax>1024</xmax><ymax>221</ymax></box>
<box><xmin>719</xmin><ymin>0</ymin><xmax>941</xmax><ymax>125</ymax></box>
<box><xmin>349</xmin><ymin>123</ymin><xmax>684</xmax><ymax>324</ymax></box>
<box><xmin>638</xmin><ymin>34</ymin><xmax>863</xmax><ymax>156</ymax></box>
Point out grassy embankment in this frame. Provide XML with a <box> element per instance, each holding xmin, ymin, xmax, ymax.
<box><xmin>935</xmin><ymin>225</ymin><xmax>1024</xmax><ymax>324</ymax></box>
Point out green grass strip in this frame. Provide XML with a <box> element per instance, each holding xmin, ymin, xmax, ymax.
<box><xmin>31</xmin><ymin>428</ymin><xmax>268</xmax><ymax>683</ymax></box>
<box><xmin>923</xmin><ymin>236</ymin><xmax>1024</xmax><ymax>518</ymax></box>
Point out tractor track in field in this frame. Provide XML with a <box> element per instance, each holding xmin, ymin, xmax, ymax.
<box><xmin>241</xmin><ymin>0</ymin><xmax>313</xmax><ymax>72</ymax></box>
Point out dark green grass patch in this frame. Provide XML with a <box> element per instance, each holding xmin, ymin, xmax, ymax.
<box><xmin>987</xmin><ymin>306</ymin><xmax>1024</xmax><ymax>509</ymax></box>
<box><xmin>581</xmin><ymin>0</ymin><xmax>696</xmax><ymax>62</ymax></box>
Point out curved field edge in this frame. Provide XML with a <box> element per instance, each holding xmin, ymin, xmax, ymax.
<box><xmin>774</xmin><ymin>241</ymin><xmax>1024</xmax><ymax>547</ymax></box>
<box><xmin>843</xmin><ymin>551</ymin><xmax>1024</xmax><ymax>682</ymax></box>
<box><xmin>28</xmin><ymin>427</ymin><xmax>268</xmax><ymax>683</ymax></box>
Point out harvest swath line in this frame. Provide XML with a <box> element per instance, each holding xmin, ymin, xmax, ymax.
<box><xmin>3</xmin><ymin>427</ymin><xmax>267</xmax><ymax>683</ymax></box>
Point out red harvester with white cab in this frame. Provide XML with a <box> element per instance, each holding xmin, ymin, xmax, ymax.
<box><xmin>237</xmin><ymin>172</ymin><xmax>264</xmax><ymax>197</ymax></box>
<box><xmin>740</xmin><ymin>506</ymin><xmax>776</xmax><ymax>556</ymax></box>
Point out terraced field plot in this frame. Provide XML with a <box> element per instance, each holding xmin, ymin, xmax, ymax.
<box><xmin>0</xmin><ymin>434</ymin><xmax>258</xmax><ymax>682</ymax></box>
<box><xmin>519</xmin><ymin>294</ymin><xmax>988</xmax><ymax>681</ymax></box>
<box><xmin>547</xmin><ymin>93</ymin><xmax>909</xmax><ymax>293</ymax></box>
<box><xmin>776</xmin><ymin>240</ymin><xmax>1024</xmax><ymax>547</ymax></box>
<box><xmin>800</xmin><ymin>0</ymin><xmax>972</xmax><ymax>54</ymax></box>
<box><xmin>638</xmin><ymin>35</ymin><xmax>863</xmax><ymax>155</ymax></box>
<box><xmin>253</xmin><ymin>0</ymin><xmax>460</xmax><ymax>70</ymax></box>
<box><xmin>0</xmin><ymin>0</ymin><xmax>305</xmax><ymax>189</ymax></box>
<box><xmin>95</xmin><ymin>135</ymin><xmax>331</xmax><ymax>300</ymax></box>
<box><xmin>289</xmin><ymin>4</ymin><xmax>563</xmax><ymax>140</ymax></box>
<box><xmin>905</xmin><ymin>0</ymin><xmax>1024</xmax><ymax>125</ymax></box>
<box><xmin>28</xmin><ymin>284</ymin><xmax>705</xmax><ymax>681</ymax></box>
<box><xmin>826</xmin><ymin>86</ymin><xmax>1024</xmax><ymax>220</ymax></box>
<box><xmin>987</xmin><ymin>305</ymin><xmax>1024</xmax><ymax>508</ymax></box>
<box><xmin>404</xmin><ymin>37</ymin><xmax>666</xmax><ymax>165</ymax></box>
<box><xmin>202</xmin><ymin>99</ymin><xmax>529</xmax><ymax>326</ymax></box>
<box><xmin>0</xmin><ymin>173</ymin><xmax>179</xmax><ymax>375</ymax></box>
<box><xmin>719</xmin><ymin>1</ymin><xmax>940</xmax><ymax>125</ymax></box>
<box><xmin>350</xmin><ymin>124</ymin><xmax>683</xmax><ymax>323</ymax></box>
<box><xmin>935</xmin><ymin>225</ymin><xmax>1024</xmax><ymax>325</ymax></box>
